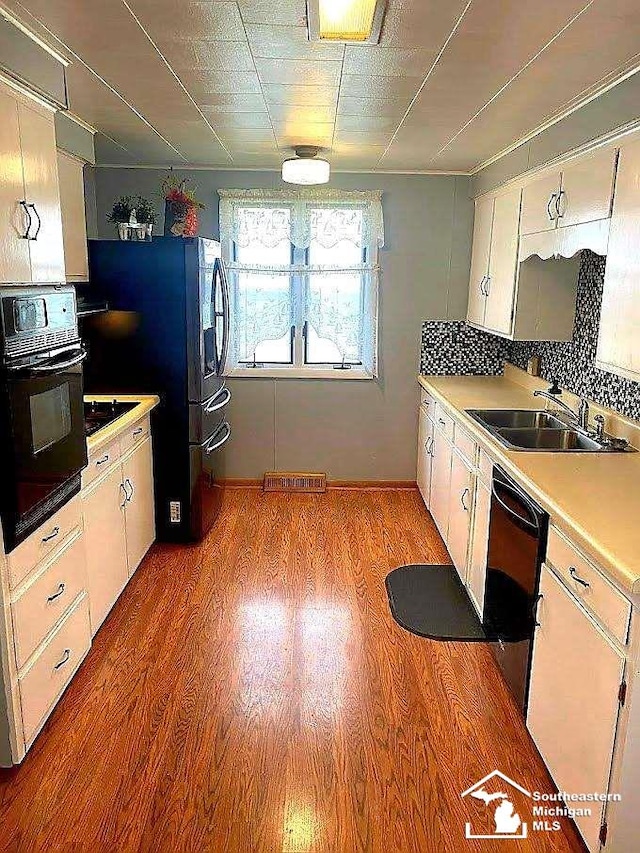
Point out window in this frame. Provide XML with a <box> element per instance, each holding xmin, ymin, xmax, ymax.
<box><xmin>219</xmin><ymin>189</ymin><xmax>384</xmax><ymax>378</ymax></box>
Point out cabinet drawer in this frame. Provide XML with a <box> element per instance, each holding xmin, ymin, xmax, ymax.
<box><xmin>454</xmin><ymin>422</ymin><xmax>477</xmax><ymax>466</ymax></box>
<box><xmin>478</xmin><ymin>449</ymin><xmax>494</xmax><ymax>486</ymax></box>
<box><xmin>7</xmin><ymin>497</ymin><xmax>82</xmax><ymax>590</ymax></box>
<box><xmin>547</xmin><ymin>526</ymin><xmax>631</xmax><ymax>645</ymax></box>
<box><xmin>83</xmin><ymin>437</ymin><xmax>121</xmax><ymax>488</ymax></box>
<box><xmin>433</xmin><ymin>404</ymin><xmax>455</xmax><ymax>441</ymax></box>
<box><xmin>120</xmin><ymin>416</ymin><xmax>150</xmax><ymax>454</ymax></box>
<box><xmin>18</xmin><ymin>594</ymin><xmax>91</xmax><ymax>745</ymax></box>
<box><xmin>12</xmin><ymin>533</ymin><xmax>88</xmax><ymax>670</ymax></box>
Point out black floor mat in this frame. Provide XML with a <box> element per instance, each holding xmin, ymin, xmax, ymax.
<box><xmin>385</xmin><ymin>564</ymin><xmax>489</xmax><ymax>641</ymax></box>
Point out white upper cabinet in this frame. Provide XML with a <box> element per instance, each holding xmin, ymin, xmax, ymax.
<box><xmin>520</xmin><ymin>171</ymin><xmax>562</xmax><ymax>236</ymax></box>
<box><xmin>484</xmin><ymin>189</ymin><xmax>522</xmax><ymax>336</ymax></box>
<box><xmin>557</xmin><ymin>148</ymin><xmax>617</xmax><ymax>228</ymax></box>
<box><xmin>467</xmin><ymin>195</ymin><xmax>494</xmax><ymax>327</ymax></box>
<box><xmin>0</xmin><ymin>89</ymin><xmax>31</xmax><ymax>283</ymax></box>
<box><xmin>57</xmin><ymin>150</ymin><xmax>89</xmax><ymax>281</ymax></box>
<box><xmin>467</xmin><ymin>186</ymin><xmax>576</xmax><ymax>341</ymax></box>
<box><xmin>521</xmin><ymin>149</ymin><xmax>617</xmax><ymax>236</ymax></box>
<box><xmin>0</xmin><ymin>82</ymin><xmax>65</xmax><ymax>284</ymax></box>
<box><xmin>596</xmin><ymin>137</ymin><xmax>640</xmax><ymax>382</ymax></box>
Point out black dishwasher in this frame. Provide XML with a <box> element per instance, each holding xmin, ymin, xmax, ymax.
<box><xmin>483</xmin><ymin>465</ymin><xmax>549</xmax><ymax>712</ymax></box>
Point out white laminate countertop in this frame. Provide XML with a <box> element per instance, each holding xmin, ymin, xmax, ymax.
<box><xmin>418</xmin><ymin>374</ymin><xmax>640</xmax><ymax>597</ymax></box>
<box><xmin>84</xmin><ymin>394</ymin><xmax>160</xmax><ymax>454</ymax></box>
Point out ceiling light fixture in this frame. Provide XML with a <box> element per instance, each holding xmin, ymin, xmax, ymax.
<box><xmin>282</xmin><ymin>146</ymin><xmax>331</xmax><ymax>185</ymax></box>
<box><xmin>307</xmin><ymin>0</ymin><xmax>386</xmax><ymax>44</ymax></box>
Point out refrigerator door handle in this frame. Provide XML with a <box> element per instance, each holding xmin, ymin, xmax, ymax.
<box><xmin>203</xmin><ymin>385</ymin><xmax>231</xmax><ymax>413</ymax></box>
<box><xmin>203</xmin><ymin>421</ymin><xmax>231</xmax><ymax>454</ymax></box>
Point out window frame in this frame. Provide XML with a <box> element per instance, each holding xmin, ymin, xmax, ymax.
<box><xmin>223</xmin><ymin>198</ymin><xmax>379</xmax><ymax>381</ymax></box>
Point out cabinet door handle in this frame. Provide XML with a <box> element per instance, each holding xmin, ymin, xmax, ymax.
<box><xmin>569</xmin><ymin>566</ymin><xmax>590</xmax><ymax>588</ymax></box>
<box><xmin>124</xmin><ymin>478</ymin><xmax>134</xmax><ymax>502</ymax></box>
<box><xmin>53</xmin><ymin>648</ymin><xmax>71</xmax><ymax>670</ymax></box>
<box><xmin>460</xmin><ymin>487</ymin><xmax>470</xmax><ymax>511</ymax></box>
<box><xmin>133</xmin><ymin>427</ymin><xmax>143</xmax><ymax>437</ymax></box>
<box><xmin>479</xmin><ymin>275</ymin><xmax>487</xmax><ymax>296</ymax></box>
<box><xmin>120</xmin><ymin>483</ymin><xmax>128</xmax><ymax>509</ymax></box>
<box><xmin>532</xmin><ymin>593</ymin><xmax>544</xmax><ymax>627</ymax></box>
<box><xmin>47</xmin><ymin>582</ymin><xmax>66</xmax><ymax>602</ymax></box>
<box><xmin>484</xmin><ymin>274</ymin><xmax>491</xmax><ymax>295</ymax></box>
<box><xmin>29</xmin><ymin>203</ymin><xmax>42</xmax><ymax>240</ymax></box>
<box><xmin>547</xmin><ymin>193</ymin><xmax>557</xmax><ymax>221</ymax></box>
<box><xmin>555</xmin><ymin>190</ymin><xmax>566</xmax><ymax>220</ymax></box>
<box><xmin>96</xmin><ymin>455</ymin><xmax>110</xmax><ymax>467</ymax></box>
<box><xmin>19</xmin><ymin>200</ymin><xmax>32</xmax><ymax>239</ymax></box>
<box><xmin>42</xmin><ymin>526</ymin><xmax>60</xmax><ymax>543</ymax></box>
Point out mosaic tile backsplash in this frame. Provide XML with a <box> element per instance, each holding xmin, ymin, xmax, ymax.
<box><xmin>420</xmin><ymin>251</ymin><xmax>640</xmax><ymax>421</ymax></box>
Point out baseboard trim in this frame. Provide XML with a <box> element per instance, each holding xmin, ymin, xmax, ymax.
<box><xmin>327</xmin><ymin>480</ymin><xmax>417</xmax><ymax>490</ymax></box>
<box><xmin>221</xmin><ymin>479</ymin><xmax>418</xmax><ymax>491</ymax></box>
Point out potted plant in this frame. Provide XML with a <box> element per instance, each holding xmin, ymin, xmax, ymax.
<box><xmin>133</xmin><ymin>195</ymin><xmax>156</xmax><ymax>240</ymax></box>
<box><xmin>107</xmin><ymin>196</ymin><xmax>134</xmax><ymax>240</ymax></box>
<box><xmin>161</xmin><ymin>174</ymin><xmax>205</xmax><ymax>237</ymax></box>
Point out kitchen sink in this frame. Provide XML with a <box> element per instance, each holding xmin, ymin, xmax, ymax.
<box><xmin>466</xmin><ymin>408</ymin><xmax>635</xmax><ymax>452</ymax></box>
<box><xmin>495</xmin><ymin>428</ymin><xmax>604</xmax><ymax>452</ymax></box>
<box><xmin>468</xmin><ymin>409</ymin><xmax>567</xmax><ymax>430</ymax></box>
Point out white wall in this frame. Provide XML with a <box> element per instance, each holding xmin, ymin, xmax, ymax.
<box><xmin>90</xmin><ymin>167</ymin><xmax>473</xmax><ymax>480</ymax></box>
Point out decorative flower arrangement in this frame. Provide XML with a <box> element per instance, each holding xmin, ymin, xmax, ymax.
<box><xmin>161</xmin><ymin>173</ymin><xmax>205</xmax><ymax>237</ymax></box>
<box><xmin>107</xmin><ymin>196</ymin><xmax>134</xmax><ymax>225</ymax></box>
<box><xmin>134</xmin><ymin>195</ymin><xmax>156</xmax><ymax>226</ymax></box>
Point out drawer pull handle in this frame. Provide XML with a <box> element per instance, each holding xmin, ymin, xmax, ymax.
<box><xmin>96</xmin><ymin>455</ymin><xmax>109</xmax><ymax>466</ymax></box>
<box><xmin>42</xmin><ymin>526</ymin><xmax>60</xmax><ymax>544</ymax></box>
<box><xmin>569</xmin><ymin>566</ymin><xmax>590</xmax><ymax>588</ymax></box>
<box><xmin>47</xmin><ymin>583</ymin><xmax>66</xmax><ymax>602</ymax></box>
<box><xmin>460</xmin><ymin>487</ymin><xmax>470</xmax><ymax>511</ymax></box>
<box><xmin>438</xmin><ymin>418</ymin><xmax>446</xmax><ymax>427</ymax></box>
<box><xmin>133</xmin><ymin>427</ymin><xmax>143</xmax><ymax>437</ymax></box>
<box><xmin>53</xmin><ymin>649</ymin><xmax>71</xmax><ymax>670</ymax></box>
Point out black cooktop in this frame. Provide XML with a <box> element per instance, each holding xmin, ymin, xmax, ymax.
<box><xmin>84</xmin><ymin>400</ymin><xmax>137</xmax><ymax>437</ymax></box>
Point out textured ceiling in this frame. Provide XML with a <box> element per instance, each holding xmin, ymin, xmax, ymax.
<box><xmin>2</xmin><ymin>0</ymin><xmax>640</xmax><ymax>171</ymax></box>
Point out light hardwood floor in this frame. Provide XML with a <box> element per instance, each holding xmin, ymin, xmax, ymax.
<box><xmin>0</xmin><ymin>489</ymin><xmax>586</xmax><ymax>852</ymax></box>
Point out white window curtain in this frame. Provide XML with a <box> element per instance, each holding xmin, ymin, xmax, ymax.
<box><xmin>219</xmin><ymin>189</ymin><xmax>384</xmax><ymax>376</ymax></box>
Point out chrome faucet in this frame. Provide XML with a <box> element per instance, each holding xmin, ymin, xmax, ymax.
<box><xmin>533</xmin><ymin>386</ymin><xmax>590</xmax><ymax>430</ymax></box>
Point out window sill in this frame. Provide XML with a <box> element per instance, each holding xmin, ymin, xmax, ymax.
<box><xmin>226</xmin><ymin>367</ymin><xmax>375</xmax><ymax>381</ymax></box>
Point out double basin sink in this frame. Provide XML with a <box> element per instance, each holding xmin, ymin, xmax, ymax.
<box><xmin>466</xmin><ymin>409</ymin><xmax>633</xmax><ymax>452</ymax></box>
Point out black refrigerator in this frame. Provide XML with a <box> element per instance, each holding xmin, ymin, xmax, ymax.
<box><xmin>85</xmin><ymin>237</ymin><xmax>231</xmax><ymax>542</ymax></box>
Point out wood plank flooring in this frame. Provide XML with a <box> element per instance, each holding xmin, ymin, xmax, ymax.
<box><xmin>0</xmin><ymin>489</ymin><xmax>586</xmax><ymax>852</ymax></box>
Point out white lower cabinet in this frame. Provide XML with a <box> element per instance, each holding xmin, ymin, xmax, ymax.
<box><xmin>468</xmin><ymin>479</ymin><xmax>491</xmax><ymax>617</ymax></box>
<box><xmin>122</xmin><ymin>439</ymin><xmax>156</xmax><ymax>576</ymax></box>
<box><xmin>82</xmin><ymin>434</ymin><xmax>155</xmax><ymax>636</ymax></box>
<box><xmin>416</xmin><ymin>405</ymin><xmax>434</xmax><ymax>508</ymax></box>
<box><xmin>429</xmin><ymin>426</ymin><xmax>453</xmax><ymax>541</ymax></box>
<box><xmin>447</xmin><ymin>451</ymin><xmax>474</xmax><ymax>582</ymax></box>
<box><xmin>527</xmin><ymin>565</ymin><xmax>625</xmax><ymax>853</ymax></box>
<box><xmin>82</xmin><ymin>463</ymin><xmax>129</xmax><ymax>634</ymax></box>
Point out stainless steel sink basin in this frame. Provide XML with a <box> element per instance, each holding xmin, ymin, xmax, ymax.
<box><xmin>495</xmin><ymin>428</ymin><xmax>604</xmax><ymax>452</ymax></box>
<box><xmin>466</xmin><ymin>408</ymin><xmax>635</xmax><ymax>453</ymax></box>
<box><xmin>468</xmin><ymin>409</ymin><xmax>567</xmax><ymax>430</ymax></box>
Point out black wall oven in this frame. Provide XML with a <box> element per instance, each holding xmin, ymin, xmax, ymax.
<box><xmin>0</xmin><ymin>286</ymin><xmax>87</xmax><ymax>553</ymax></box>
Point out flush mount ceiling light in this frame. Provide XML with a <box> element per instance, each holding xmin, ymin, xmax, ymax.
<box><xmin>282</xmin><ymin>146</ymin><xmax>331</xmax><ymax>185</ymax></box>
<box><xmin>307</xmin><ymin>0</ymin><xmax>386</xmax><ymax>44</ymax></box>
